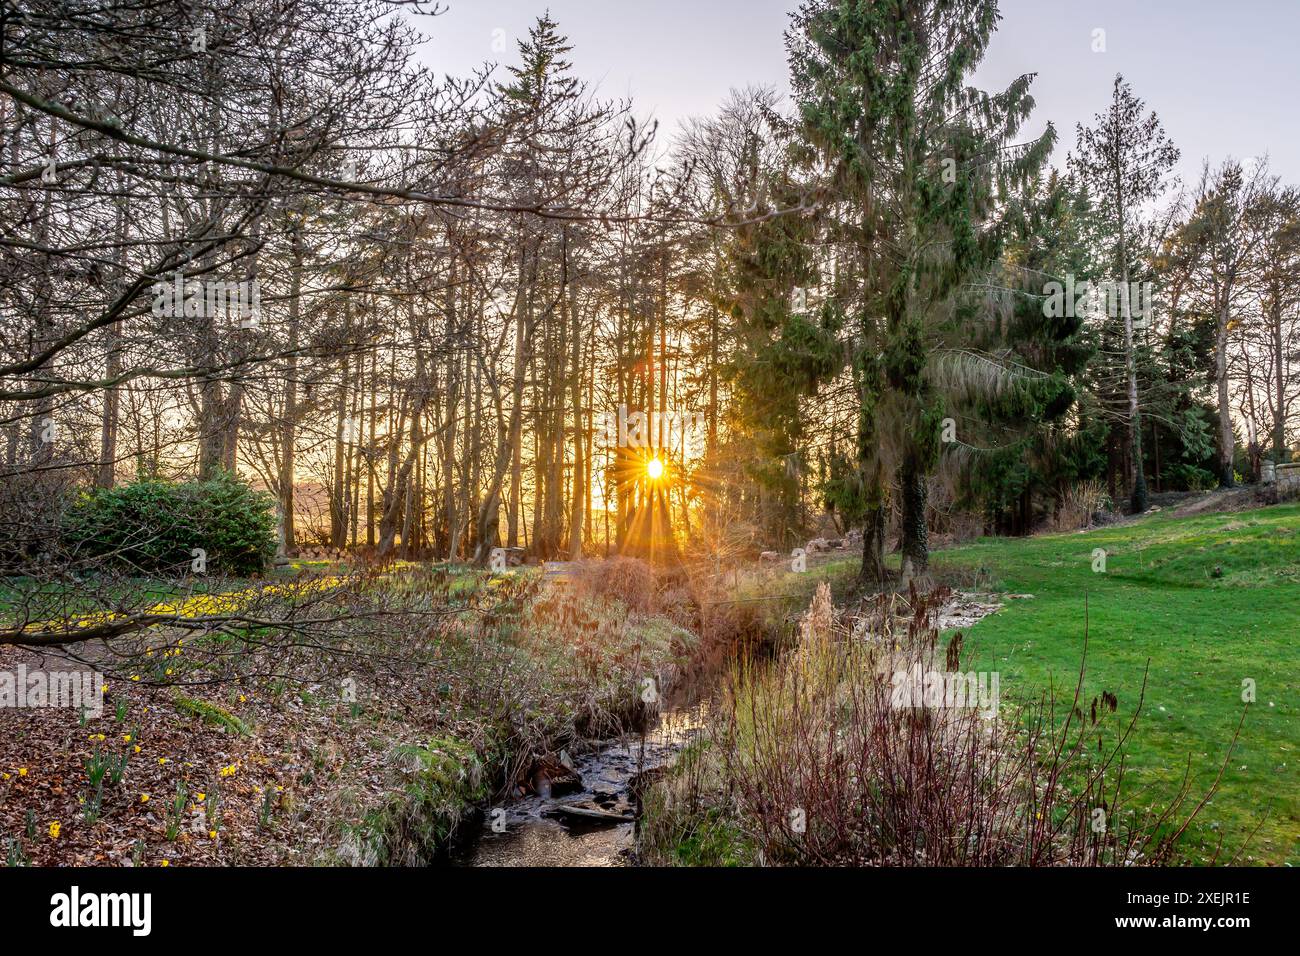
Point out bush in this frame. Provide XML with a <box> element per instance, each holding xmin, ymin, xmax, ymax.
<box><xmin>640</xmin><ymin>585</ymin><xmax>1209</xmax><ymax>866</ymax></box>
<box><xmin>64</xmin><ymin>471</ymin><xmax>276</xmax><ymax>576</ymax></box>
<box><xmin>1055</xmin><ymin>479</ymin><xmax>1110</xmax><ymax>531</ymax></box>
<box><xmin>575</xmin><ymin>556</ymin><xmax>657</xmax><ymax>613</ymax></box>
<box><xmin>1168</xmin><ymin>463</ymin><xmax>1216</xmax><ymax>492</ymax></box>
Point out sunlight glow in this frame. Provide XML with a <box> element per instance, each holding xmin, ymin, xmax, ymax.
<box><xmin>646</xmin><ymin>457</ymin><xmax>665</xmax><ymax>481</ymax></box>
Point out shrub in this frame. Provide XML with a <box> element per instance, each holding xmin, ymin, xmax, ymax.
<box><xmin>641</xmin><ymin>585</ymin><xmax>1219</xmax><ymax>866</ymax></box>
<box><xmin>1055</xmin><ymin>479</ymin><xmax>1109</xmax><ymax>531</ymax></box>
<box><xmin>191</xmin><ymin>471</ymin><xmax>278</xmax><ymax>575</ymax></box>
<box><xmin>64</xmin><ymin>471</ymin><xmax>276</xmax><ymax>576</ymax></box>
<box><xmin>1168</xmin><ymin>463</ymin><xmax>1216</xmax><ymax>492</ymax></box>
<box><xmin>575</xmin><ymin>556</ymin><xmax>657</xmax><ymax>613</ymax></box>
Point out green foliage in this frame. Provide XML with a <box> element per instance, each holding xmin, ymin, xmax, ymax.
<box><xmin>953</xmin><ymin>174</ymin><xmax>1098</xmax><ymax>531</ymax></box>
<box><xmin>1167</xmin><ymin>462</ymin><xmax>1216</xmax><ymax>492</ymax></box>
<box><xmin>5</xmin><ymin>838</ymin><xmax>28</xmax><ymax>867</ymax></box>
<box><xmin>65</xmin><ymin>471</ymin><xmax>276</xmax><ymax>576</ymax></box>
<box><xmin>165</xmin><ymin>781</ymin><xmax>189</xmax><ymax>841</ymax></box>
<box><xmin>171</xmin><ymin>692</ymin><xmax>251</xmax><ymax>736</ymax></box>
<box><xmin>702</xmin><ymin>104</ymin><xmax>839</xmax><ymax>547</ymax></box>
<box><xmin>791</xmin><ymin>0</ymin><xmax>1055</xmax><ymax>570</ymax></box>
<box><xmin>346</xmin><ymin>738</ymin><xmax>488</xmax><ymax>866</ymax></box>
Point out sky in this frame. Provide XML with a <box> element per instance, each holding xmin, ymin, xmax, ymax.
<box><xmin>414</xmin><ymin>0</ymin><xmax>1300</xmax><ymax>187</ymax></box>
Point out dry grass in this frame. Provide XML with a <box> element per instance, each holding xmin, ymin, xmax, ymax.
<box><xmin>1055</xmin><ymin>479</ymin><xmax>1111</xmax><ymax>532</ymax></box>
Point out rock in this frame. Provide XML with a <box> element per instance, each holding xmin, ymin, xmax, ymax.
<box><xmin>522</xmin><ymin>754</ymin><xmax>582</xmax><ymax>798</ymax></box>
<box><xmin>628</xmin><ymin>765</ymin><xmax>669</xmax><ymax>796</ymax></box>
<box><xmin>936</xmin><ymin>592</ymin><xmax>1005</xmax><ymax>630</ymax></box>
<box><xmin>760</xmin><ymin>551</ymin><xmax>780</xmax><ymax>563</ymax></box>
<box><xmin>806</xmin><ymin>537</ymin><xmax>829</xmax><ymax>553</ymax></box>
<box><xmin>826</xmin><ymin>539</ymin><xmax>844</xmax><ymax>550</ymax></box>
<box><xmin>548</xmin><ymin>805</ymin><xmax>634</xmax><ymax>826</ymax></box>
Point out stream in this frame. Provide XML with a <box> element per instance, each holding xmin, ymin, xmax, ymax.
<box><xmin>457</xmin><ymin>704</ymin><xmax>707</xmax><ymax>867</ymax></box>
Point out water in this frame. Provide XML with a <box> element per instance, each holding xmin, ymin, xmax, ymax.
<box><xmin>459</xmin><ymin>706</ymin><xmax>705</xmax><ymax>867</ymax></box>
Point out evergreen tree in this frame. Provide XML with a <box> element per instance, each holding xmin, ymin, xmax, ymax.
<box><xmin>958</xmin><ymin>172</ymin><xmax>1095</xmax><ymax>533</ymax></box>
<box><xmin>789</xmin><ymin>0</ymin><xmax>1053</xmax><ymax>579</ymax></box>
<box><xmin>1070</xmin><ymin>75</ymin><xmax>1179</xmax><ymax>510</ymax></box>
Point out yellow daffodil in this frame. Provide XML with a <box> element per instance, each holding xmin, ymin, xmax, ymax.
<box><xmin>18</xmin><ymin>768</ymin><xmax>27</xmax><ymax>777</ymax></box>
<box><xmin>208</xmin><ymin>830</ymin><xmax>217</xmax><ymax>840</ymax></box>
<box><xmin>158</xmin><ymin>757</ymin><xmax>168</xmax><ymax>765</ymax></box>
<box><xmin>133</xmin><ymin>745</ymin><xmax>141</xmax><ymax>754</ymax></box>
<box><xmin>160</xmin><ymin>860</ymin><xmax>169</xmax><ymax>867</ymax></box>
<box><xmin>48</xmin><ymin>822</ymin><xmax>61</xmax><ymax>839</ymax></box>
<box><xmin>140</xmin><ymin>794</ymin><xmax>150</xmax><ymax>802</ymax></box>
<box><xmin>196</xmin><ymin>793</ymin><xmax>205</xmax><ymax>802</ymax></box>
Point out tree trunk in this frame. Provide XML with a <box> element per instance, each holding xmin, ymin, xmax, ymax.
<box><xmin>1215</xmin><ymin>297</ymin><xmax>1235</xmax><ymax>487</ymax></box>
<box><xmin>277</xmin><ymin>226</ymin><xmax>303</xmax><ymax>555</ymax></box>
<box><xmin>899</xmin><ymin>459</ymin><xmax>929</xmax><ymax>580</ymax></box>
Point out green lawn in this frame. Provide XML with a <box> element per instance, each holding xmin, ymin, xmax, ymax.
<box><xmin>931</xmin><ymin>505</ymin><xmax>1299</xmax><ymax>865</ymax></box>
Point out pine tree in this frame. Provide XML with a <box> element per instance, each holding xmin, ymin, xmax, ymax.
<box><xmin>959</xmin><ymin>172</ymin><xmax>1095</xmax><ymax>533</ymax></box>
<box><xmin>1070</xmin><ymin>75</ymin><xmax>1179</xmax><ymax>510</ymax></box>
<box><xmin>789</xmin><ymin>0</ymin><xmax>1054</xmax><ymax>579</ymax></box>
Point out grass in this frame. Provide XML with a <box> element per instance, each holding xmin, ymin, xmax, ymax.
<box><xmin>894</xmin><ymin>504</ymin><xmax>1299</xmax><ymax>866</ymax></box>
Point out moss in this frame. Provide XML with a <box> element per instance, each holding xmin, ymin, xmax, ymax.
<box><xmin>341</xmin><ymin>737</ymin><xmax>489</xmax><ymax>866</ymax></box>
<box><xmin>171</xmin><ymin>692</ymin><xmax>250</xmax><ymax>736</ymax></box>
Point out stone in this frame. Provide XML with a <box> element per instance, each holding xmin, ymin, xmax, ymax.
<box><xmin>523</xmin><ymin>754</ymin><xmax>582</xmax><ymax>798</ymax></box>
<box><xmin>548</xmin><ymin>805</ymin><xmax>634</xmax><ymax>826</ymax></box>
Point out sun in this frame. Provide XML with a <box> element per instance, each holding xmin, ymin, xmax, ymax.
<box><xmin>646</xmin><ymin>457</ymin><xmax>665</xmax><ymax>481</ymax></box>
